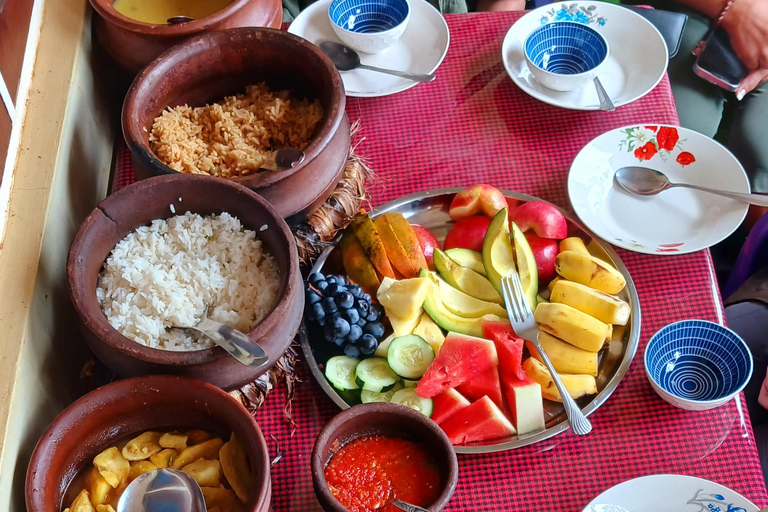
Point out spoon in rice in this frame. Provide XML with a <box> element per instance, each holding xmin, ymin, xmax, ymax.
<box><xmin>173</xmin><ymin>305</ymin><xmax>270</xmax><ymax>367</ymax></box>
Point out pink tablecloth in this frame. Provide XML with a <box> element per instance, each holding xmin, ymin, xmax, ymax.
<box><xmin>114</xmin><ymin>12</ymin><xmax>768</xmax><ymax>511</ymax></box>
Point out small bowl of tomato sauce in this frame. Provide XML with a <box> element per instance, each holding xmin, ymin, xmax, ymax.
<box><xmin>312</xmin><ymin>403</ymin><xmax>458</xmax><ymax>512</ymax></box>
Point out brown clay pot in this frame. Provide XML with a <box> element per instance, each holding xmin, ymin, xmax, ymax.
<box><xmin>311</xmin><ymin>403</ymin><xmax>459</xmax><ymax>512</ymax></box>
<box><xmin>26</xmin><ymin>375</ymin><xmax>271</xmax><ymax>512</ymax></box>
<box><xmin>122</xmin><ymin>28</ymin><xmax>349</xmax><ymax>223</ymax></box>
<box><xmin>89</xmin><ymin>0</ymin><xmax>282</xmax><ymax>74</ymax></box>
<box><xmin>66</xmin><ymin>174</ymin><xmax>303</xmax><ymax>390</ymax></box>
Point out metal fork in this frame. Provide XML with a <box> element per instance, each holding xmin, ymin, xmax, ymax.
<box><xmin>501</xmin><ymin>274</ymin><xmax>593</xmax><ymax>435</ymax></box>
<box><xmin>593</xmin><ymin>76</ymin><xmax>616</xmax><ymax>111</ymax></box>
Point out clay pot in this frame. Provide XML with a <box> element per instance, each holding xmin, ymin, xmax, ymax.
<box><xmin>312</xmin><ymin>403</ymin><xmax>459</xmax><ymax>512</ymax></box>
<box><xmin>26</xmin><ymin>376</ymin><xmax>271</xmax><ymax>512</ymax></box>
<box><xmin>66</xmin><ymin>174</ymin><xmax>303</xmax><ymax>390</ymax></box>
<box><xmin>89</xmin><ymin>0</ymin><xmax>282</xmax><ymax>74</ymax></box>
<box><xmin>122</xmin><ymin>28</ymin><xmax>349</xmax><ymax>223</ymax></box>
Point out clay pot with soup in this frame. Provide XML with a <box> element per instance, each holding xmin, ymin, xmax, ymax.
<box><xmin>89</xmin><ymin>0</ymin><xmax>282</xmax><ymax>73</ymax></box>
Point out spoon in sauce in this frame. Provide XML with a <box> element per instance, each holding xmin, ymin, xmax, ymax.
<box><xmin>167</xmin><ymin>15</ymin><xmax>194</xmax><ymax>24</ymax></box>
<box><xmin>392</xmin><ymin>501</ymin><xmax>430</xmax><ymax>512</ymax></box>
<box><xmin>117</xmin><ymin>468</ymin><xmax>206</xmax><ymax>512</ymax></box>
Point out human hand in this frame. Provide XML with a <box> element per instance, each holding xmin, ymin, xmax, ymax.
<box><xmin>720</xmin><ymin>0</ymin><xmax>768</xmax><ymax>99</ymax></box>
<box><xmin>475</xmin><ymin>0</ymin><xmax>525</xmax><ymax>12</ymax></box>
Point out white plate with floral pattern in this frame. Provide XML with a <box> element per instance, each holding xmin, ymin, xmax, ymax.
<box><xmin>581</xmin><ymin>474</ymin><xmax>759</xmax><ymax>512</ymax></box>
<box><xmin>568</xmin><ymin>125</ymin><xmax>750</xmax><ymax>255</ymax></box>
<box><xmin>501</xmin><ymin>2</ymin><xmax>668</xmax><ymax>110</ymax></box>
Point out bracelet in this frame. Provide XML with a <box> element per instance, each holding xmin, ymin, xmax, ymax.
<box><xmin>714</xmin><ymin>0</ymin><xmax>737</xmax><ymax>28</ymax></box>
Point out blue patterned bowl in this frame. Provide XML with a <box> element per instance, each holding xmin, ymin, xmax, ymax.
<box><xmin>523</xmin><ymin>21</ymin><xmax>609</xmax><ymax>92</ymax></box>
<box><xmin>644</xmin><ymin>320</ymin><xmax>753</xmax><ymax>411</ymax></box>
<box><xmin>328</xmin><ymin>0</ymin><xmax>410</xmax><ymax>54</ymax></box>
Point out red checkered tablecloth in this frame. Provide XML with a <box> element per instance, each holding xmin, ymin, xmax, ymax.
<box><xmin>112</xmin><ymin>12</ymin><xmax>768</xmax><ymax>511</ymax></box>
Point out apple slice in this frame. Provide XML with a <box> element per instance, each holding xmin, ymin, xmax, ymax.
<box><xmin>524</xmin><ymin>232</ymin><xmax>558</xmax><ymax>283</ymax></box>
<box><xmin>444</xmin><ymin>216</ymin><xmax>491</xmax><ymax>252</ymax></box>
<box><xmin>349</xmin><ymin>211</ymin><xmax>396</xmax><ymax>279</ymax></box>
<box><xmin>511</xmin><ymin>201</ymin><xmax>568</xmax><ymax>239</ymax></box>
<box><xmin>449</xmin><ymin>185</ymin><xmax>508</xmax><ymax>220</ymax></box>
<box><xmin>411</xmin><ymin>224</ymin><xmax>440</xmax><ymax>270</ymax></box>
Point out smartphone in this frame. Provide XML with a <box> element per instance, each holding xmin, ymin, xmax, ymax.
<box><xmin>693</xmin><ymin>27</ymin><xmax>748</xmax><ymax>92</ymax></box>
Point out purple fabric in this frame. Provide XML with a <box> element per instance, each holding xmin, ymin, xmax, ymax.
<box><xmin>725</xmin><ymin>213</ymin><xmax>768</xmax><ymax>299</ymax></box>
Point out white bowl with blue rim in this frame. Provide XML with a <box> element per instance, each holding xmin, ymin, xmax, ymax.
<box><xmin>644</xmin><ymin>320</ymin><xmax>753</xmax><ymax>411</ymax></box>
<box><xmin>328</xmin><ymin>0</ymin><xmax>410</xmax><ymax>55</ymax></box>
<box><xmin>523</xmin><ymin>21</ymin><xmax>609</xmax><ymax>92</ymax></box>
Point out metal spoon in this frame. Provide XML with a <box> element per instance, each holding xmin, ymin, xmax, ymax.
<box><xmin>167</xmin><ymin>15</ymin><xmax>194</xmax><ymax>24</ymax></box>
<box><xmin>173</xmin><ymin>305</ymin><xmax>270</xmax><ymax>367</ymax></box>
<box><xmin>117</xmin><ymin>468</ymin><xmax>206</xmax><ymax>512</ymax></box>
<box><xmin>392</xmin><ymin>501</ymin><xmax>430</xmax><ymax>512</ymax></box>
<box><xmin>593</xmin><ymin>76</ymin><xmax>615</xmax><ymax>111</ymax></box>
<box><xmin>614</xmin><ymin>166</ymin><xmax>768</xmax><ymax>207</ymax></box>
<box><xmin>259</xmin><ymin>148</ymin><xmax>305</xmax><ymax>172</ymax></box>
<box><xmin>318</xmin><ymin>41</ymin><xmax>435</xmax><ymax>83</ymax></box>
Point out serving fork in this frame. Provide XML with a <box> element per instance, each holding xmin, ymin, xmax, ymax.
<box><xmin>501</xmin><ymin>274</ymin><xmax>593</xmax><ymax>435</ymax></box>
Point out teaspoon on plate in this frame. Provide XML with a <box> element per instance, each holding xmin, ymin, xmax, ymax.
<box><xmin>319</xmin><ymin>41</ymin><xmax>436</xmax><ymax>83</ymax></box>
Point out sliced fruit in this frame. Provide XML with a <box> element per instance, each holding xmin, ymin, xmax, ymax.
<box><xmin>456</xmin><ymin>368</ymin><xmax>504</xmax><ymax>410</ymax></box>
<box><xmin>430</xmin><ymin>272</ymin><xmax>507</xmax><ymax>318</ymax></box>
<box><xmin>349</xmin><ymin>210</ymin><xmax>396</xmax><ymax>279</ymax></box>
<box><xmin>391</xmin><ymin>388</ymin><xmax>434</xmax><ymax>417</ymax></box>
<box><xmin>341</xmin><ymin>231</ymin><xmax>380</xmax><ymax>295</ymax></box>
<box><xmin>387</xmin><ymin>334</ymin><xmax>435</xmax><ymax>380</ymax></box>
<box><xmin>534</xmin><ymin>302</ymin><xmax>612</xmax><ymax>352</ymax></box>
<box><xmin>374</xmin><ymin>216</ymin><xmax>420</xmax><ymax>278</ymax></box>
<box><xmin>554</xmin><ymin>251</ymin><xmax>626</xmax><ymax>294</ymax></box>
<box><xmin>439</xmin><ymin>396</ymin><xmax>516</xmax><ymax>444</ymax></box>
<box><xmin>415</xmin><ymin>332</ymin><xmax>498</xmax><ymax>398</ymax></box>
<box><xmin>525</xmin><ymin>232</ymin><xmax>559</xmax><ymax>283</ymax></box>
<box><xmin>500</xmin><ymin>373</ymin><xmax>546</xmax><ymax>435</ymax></box>
<box><xmin>376</xmin><ymin>276</ymin><xmax>430</xmax><ymax>320</ymax></box>
<box><xmin>421</xmin><ymin>273</ymin><xmax>502</xmax><ymax>337</ymax></box>
<box><xmin>411</xmin><ymin>224</ymin><xmax>440</xmax><ymax>270</ymax></box>
<box><xmin>431</xmin><ymin>388</ymin><xmax>471</xmax><ymax>425</ymax></box>
<box><xmin>361</xmin><ymin>381</ymin><xmax>403</xmax><ymax>403</ymax></box>
<box><xmin>433</xmin><ymin>249</ymin><xmax>502</xmax><ymax>303</ymax></box>
<box><xmin>511</xmin><ymin>200</ymin><xmax>568</xmax><ymax>239</ymax></box>
<box><xmin>526</xmin><ymin>331</ymin><xmax>599</xmax><ymax>377</ymax></box>
<box><xmin>444</xmin><ymin>216</ymin><xmax>491</xmax><ymax>252</ymax></box>
<box><xmin>559</xmin><ymin>237</ymin><xmax>589</xmax><ymax>255</ymax></box>
<box><xmin>355</xmin><ymin>357</ymin><xmax>399</xmax><ymax>392</ymax></box>
<box><xmin>511</xmin><ymin>222</ymin><xmax>539</xmax><ymax>310</ymax></box>
<box><xmin>412</xmin><ymin>313</ymin><xmax>446</xmax><ymax>354</ymax></box>
<box><xmin>549</xmin><ymin>280</ymin><xmax>630</xmax><ymax>326</ymax></box>
<box><xmin>522</xmin><ymin>358</ymin><xmax>598</xmax><ymax>402</ymax></box>
<box><xmin>482</xmin><ymin>208</ymin><xmax>516</xmax><ymax>298</ymax></box>
<box><xmin>445</xmin><ymin>248</ymin><xmax>486</xmax><ymax>275</ymax></box>
<box><xmin>384</xmin><ymin>212</ymin><xmax>429</xmax><ymax>272</ymax></box>
<box><xmin>481</xmin><ymin>320</ymin><xmax>526</xmax><ymax>380</ymax></box>
<box><xmin>325</xmin><ymin>356</ymin><xmax>361</xmax><ymax>392</ymax></box>
<box><xmin>547</xmin><ymin>276</ymin><xmax>562</xmax><ymax>294</ymax></box>
<box><xmin>449</xmin><ymin>185</ymin><xmax>507</xmax><ymax>220</ymax></box>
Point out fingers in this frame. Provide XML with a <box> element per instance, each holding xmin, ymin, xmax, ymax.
<box><xmin>737</xmin><ymin>69</ymin><xmax>768</xmax><ymax>100</ymax></box>
<box><xmin>692</xmin><ymin>40</ymin><xmax>706</xmax><ymax>57</ymax></box>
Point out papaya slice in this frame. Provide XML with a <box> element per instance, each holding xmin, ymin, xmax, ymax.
<box><xmin>374</xmin><ymin>216</ymin><xmax>419</xmax><ymax>278</ymax></box>
<box><xmin>384</xmin><ymin>212</ymin><xmax>428</xmax><ymax>273</ymax></box>
<box><xmin>349</xmin><ymin>211</ymin><xmax>396</xmax><ymax>279</ymax></box>
<box><xmin>341</xmin><ymin>231</ymin><xmax>381</xmax><ymax>296</ymax></box>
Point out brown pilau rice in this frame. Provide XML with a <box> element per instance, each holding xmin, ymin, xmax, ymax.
<box><xmin>149</xmin><ymin>83</ymin><xmax>324</xmax><ymax>179</ymax></box>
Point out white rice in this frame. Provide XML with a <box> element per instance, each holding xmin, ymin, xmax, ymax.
<box><xmin>96</xmin><ymin>212</ymin><xmax>280</xmax><ymax>351</ymax></box>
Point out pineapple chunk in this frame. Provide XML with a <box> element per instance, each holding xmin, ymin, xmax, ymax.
<box><xmin>129</xmin><ymin>460</ymin><xmax>158</xmax><ymax>480</ymax></box>
<box><xmin>96</xmin><ymin>506</ymin><xmax>116</xmax><ymax>512</ymax></box>
<box><xmin>171</xmin><ymin>438</ymin><xmax>223</xmax><ymax>469</ymax></box>
<box><xmin>149</xmin><ymin>449</ymin><xmax>177</xmax><ymax>468</ymax></box>
<box><xmin>93</xmin><ymin>447</ymin><xmax>130</xmax><ymax>488</ymax></box>
<box><xmin>185</xmin><ymin>429</ymin><xmax>212</xmax><ymax>445</ymax></box>
<box><xmin>219</xmin><ymin>434</ymin><xmax>251</xmax><ymax>503</ymax></box>
<box><xmin>85</xmin><ymin>467</ymin><xmax>111</xmax><ymax>505</ymax></box>
<box><xmin>201</xmin><ymin>487</ymin><xmax>240</xmax><ymax>511</ymax></box>
<box><xmin>181</xmin><ymin>459</ymin><xmax>221</xmax><ymax>487</ymax></box>
<box><xmin>159</xmin><ymin>433</ymin><xmax>188</xmax><ymax>451</ymax></box>
<box><xmin>69</xmin><ymin>489</ymin><xmax>94</xmax><ymax>512</ymax></box>
<box><xmin>122</xmin><ymin>431</ymin><xmax>162</xmax><ymax>461</ymax></box>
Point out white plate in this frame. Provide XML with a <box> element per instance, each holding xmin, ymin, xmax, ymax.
<box><xmin>288</xmin><ymin>0</ymin><xmax>450</xmax><ymax>98</ymax></box>
<box><xmin>568</xmin><ymin>125</ymin><xmax>749</xmax><ymax>255</ymax></box>
<box><xmin>581</xmin><ymin>474</ymin><xmax>759</xmax><ymax>512</ymax></box>
<box><xmin>501</xmin><ymin>2</ymin><xmax>668</xmax><ymax>110</ymax></box>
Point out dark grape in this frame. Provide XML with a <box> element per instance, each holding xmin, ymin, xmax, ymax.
<box><xmin>322</xmin><ymin>297</ymin><xmax>338</xmax><ymax>314</ymax></box>
<box><xmin>343</xmin><ymin>308</ymin><xmax>359</xmax><ymax>324</ymax></box>
<box><xmin>315</xmin><ymin>280</ymin><xmax>329</xmax><ymax>292</ymax></box>
<box><xmin>311</xmin><ymin>303</ymin><xmax>325</xmax><ymax>322</ymax></box>
<box><xmin>326</xmin><ymin>283</ymin><xmax>343</xmax><ymax>296</ymax></box>
<box><xmin>348</xmin><ymin>284</ymin><xmax>363</xmax><ymax>298</ymax></box>
<box><xmin>356</xmin><ymin>299</ymin><xmax>370</xmax><ymax>316</ymax></box>
<box><xmin>362</xmin><ymin>293</ymin><xmax>372</xmax><ymax>302</ymax></box>
<box><xmin>336</xmin><ymin>292</ymin><xmax>354</xmax><ymax>309</ymax></box>
<box><xmin>308</xmin><ymin>272</ymin><xmax>324</xmax><ymax>285</ymax></box>
<box><xmin>344</xmin><ymin>344</ymin><xmax>360</xmax><ymax>358</ymax></box>
<box><xmin>333</xmin><ymin>316</ymin><xmax>351</xmax><ymax>338</ymax></box>
<box><xmin>330</xmin><ymin>275</ymin><xmax>347</xmax><ymax>286</ymax></box>
<box><xmin>364</xmin><ymin>322</ymin><xmax>385</xmax><ymax>338</ymax></box>
<box><xmin>333</xmin><ymin>336</ymin><xmax>344</xmax><ymax>347</ymax></box>
<box><xmin>317</xmin><ymin>316</ymin><xmax>326</xmax><ymax>327</ymax></box>
<box><xmin>347</xmin><ymin>324</ymin><xmax>363</xmax><ymax>342</ymax></box>
<box><xmin>366</xmin><ymin>309</ymin><xmax>379</xmax><ymax>322</ymax></box>
<box><xmin>359</xmin><ymin>334</ymin><xmax>377</xmax><ymax>355</ymax></box>
<box><xmin>306</xmin><ymin>290</ymin><xmax>322</xmax><ymax>305</ymax></box>
<box><xmin>356</xmin><ymin>317</ymin><xmax>367</xmax><ymax>327</ymax></box>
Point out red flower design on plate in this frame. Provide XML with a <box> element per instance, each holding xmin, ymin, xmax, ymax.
<box><xmin>634</xmin><ymin>141</ymin><xmax>657</xmax><ymax>160</ymax></box>
<box><xmin>656</xmin><ymin>127</ymin><xmax>680</xmax><ymax>151</ymax></box>
<box><xmin>676</xmin><ymin>151</ymin><xmax>696</xmax><ymax>166</ymax></box>
<box><xmin>645</xmin><ymin>125</ymin><xmax>658</xmax><ymax>132</ymax></box>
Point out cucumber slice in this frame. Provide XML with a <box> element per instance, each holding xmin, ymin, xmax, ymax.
<box><xmin>325</xmin><ymin>356</ymin><xmax>360</xmax><ymax>392</ymax></box>
<box><xmin>402</xmin><ymin>379</ymin><xmax>419</xmax><ymax>388</ymax></box>
<box><xmin>386</xmin><ymin>334</ymin><xmax>435</xmax><ymax>380</ymax></box>
<box><xmin>361</xmin><ymin>381</ymin><xmax>403</xmax><ymax>403</ymax></box>
<box><xmin>391</xmin><ymin>388</ymin><xmax>434</xmax><ymax>418</ymax></box>
<box><xmin>354</xmin><ymin>357</ymin><xmax>399</xmax><ymax>392</ymax></box>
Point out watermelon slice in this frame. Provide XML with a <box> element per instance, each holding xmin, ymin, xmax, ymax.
<box><xmin>416</xmin><ymin>332</ymin><xmax>498</xmax><ymax>398</ymax></box>
<box><xmin>501</xmin><ymin>373</ymin><xmax>546</xmax><ymax>435</ymax></box>
<box><xmin>456</xmin><ymin>368</ymin><xmax>504</xmax><ymax>411</ymax></box>
<box><xmin>431</xmin><ymin>388</ymin><xmax>471</xmax><ymax>425</ymax></box>
<box><xmin>482</xmin><ymin>320</ymin><xmax>526</xmax><ymax>380</ymax></box>
<box><xmin>439</xmin><ymin>395</ymin><xmax>516</xmax><ymax>444</ymax></box>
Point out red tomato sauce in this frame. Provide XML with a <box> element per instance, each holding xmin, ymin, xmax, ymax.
<box><xmin>324</xmin><ymin>435</ymin><xmax>442</xmax><ymax>512</ymax></box>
